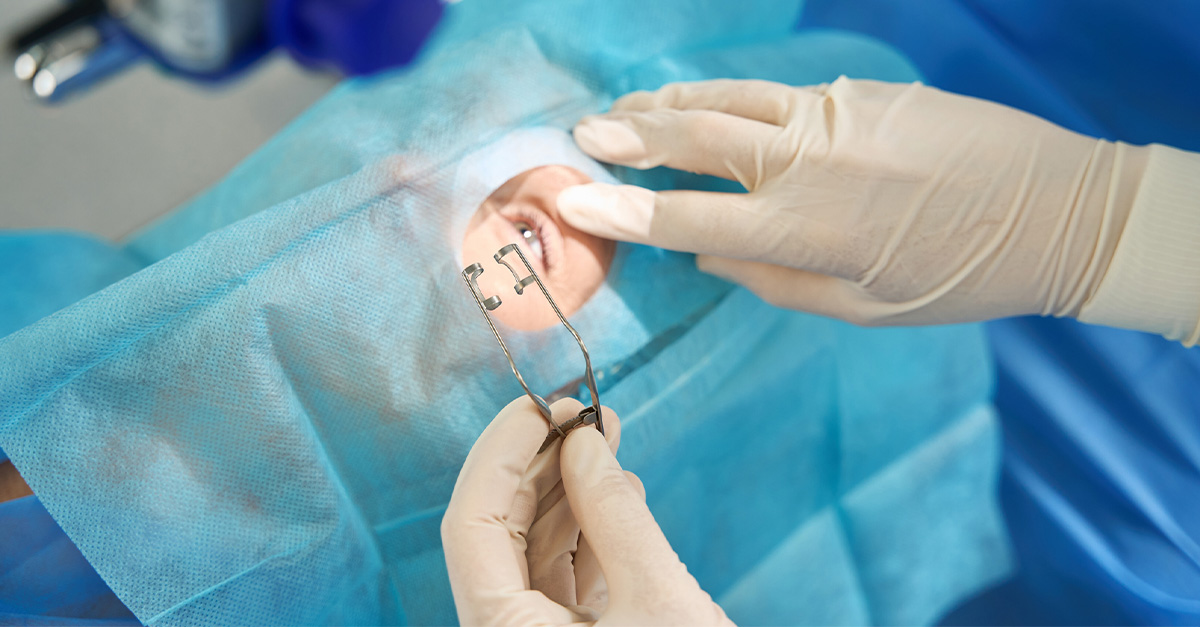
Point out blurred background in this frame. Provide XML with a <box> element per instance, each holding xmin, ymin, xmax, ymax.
<box><xmin>0</xmin><ymin>0</ymin><xmax>336</xmax><ymax>240</ymax></box>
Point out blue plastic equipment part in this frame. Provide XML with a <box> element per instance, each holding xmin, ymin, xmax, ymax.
<box><xmin>269</xmin><ymin>0</ymin><xmax>445</xmax><ymax>75</ymax></box>
<box><xmin>798</xmin><ymin>1</ymin><xmax>1200</xmax><ymax>624</ymax></box>
<box><xmin>0</xmin><ymin>2</ymin><xmax>1010</xmax><ymax>624</ymax></box>
<box><xmin>52</xmin><ymin>0</ymin><xmax>442</xmax><ymax>91</ymax></box>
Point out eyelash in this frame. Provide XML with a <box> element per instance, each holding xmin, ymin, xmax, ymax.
<box><xmin>504</xmin><ymin>206</ymin><xmax>556</xmax><ymax>271</ymax></box>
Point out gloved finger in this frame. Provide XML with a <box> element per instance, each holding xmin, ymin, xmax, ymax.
<box><xmin>623</xmin><ymin>470</ymin><xmax>645</xmax><ymax>498</ymax></box>
<box><xmin>559</xmin><ymin>184</ymin><xmax>855</xmax><ymax>280</ymax></box>
<box><xmin>697</xmin><ymin>255</ymin><xmax>892</xmax><ymax>325</ymax></box>
<box><xmin>441</xmin><ymin>396</ymin><xmax>576</xmax><ymax>623</ymax></box>
<box><xmin>595</xmin><ymin>404</ymin><xmax>622</xmax><ymax>454</ymax></box>
<box><xmin>514</xmin><ymin>399</ymin><xmax>582</xmax><ymax>604</ymax></box>
<box><xmin>572</xmin><ymin>534</ymin><xmax>606</xmax><ymax>613</ymax></box>
<box><xmin>611</xmin><ymin>79</ymin><xmax>807</xmax><ymax>126</ymax></box>
<box><xmin>572</xmin><ymin>108</ymin><xmax>785</xmax><ymax>186</ymax></box>
<box><xmin>557</xmin><ymin>185</ymin><xmax>748</xmax><ymax>252</ymax></box>
<box><xmin>561</xmin><ymin>427</ymin><xmax>704</xmax><ymax>610</ymax></box>
<box><xmin>514</xmin><ymin>399</ymin><xmax>589</xmax><ymax>534</ymax></box>
<box><xmin>572</xmin><ymin>470</ymin><xmax>644</xmax><ymax>613</ymax></box>
<box><xmin>524</xmin><ymin>406</ymin><xmax>621</xmax><ymax>606</ymax></box>
<box><xmin>524</xmin><ymin>483</ymin><xmax>578</xmax><ymax>606</ymax></box>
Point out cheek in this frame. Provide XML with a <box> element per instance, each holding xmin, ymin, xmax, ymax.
<box><xmin>467</xmin><ymin>259</ymin><xmax>561</xmax><ymax>331</ymax></box>
<box><xmin>556</xmin><ymin>225</ymin><xmax>615</xmax><ymax>307</ymax></box>
<box><xmin>492</xmin><ymin>287</ymin><xmax>561</xmax><ymax>331</ymax></box>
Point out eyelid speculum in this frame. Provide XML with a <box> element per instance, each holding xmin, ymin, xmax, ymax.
<box><xmin>462</xmin><ymin>243</ymin><xmax>604</xmax><ymax>452</ymax></box>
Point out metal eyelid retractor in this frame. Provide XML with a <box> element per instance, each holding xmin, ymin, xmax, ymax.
<box><xmin>462</xmin><ymin>243</ymin><xmax>603</xmax><ymax>453</ymax></box>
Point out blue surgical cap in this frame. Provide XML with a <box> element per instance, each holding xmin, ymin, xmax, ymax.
<box><xmin>0</xmin><ymin>2</ymin><xmax>1010</xmax><ymax>625</ymax></box>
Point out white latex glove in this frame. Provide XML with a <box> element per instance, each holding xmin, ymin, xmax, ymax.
<box><xmin>442</xmin><ymin>396</ymin><xmax>732</xmax><ymax>626</ymax></box>
<box><xmin>555</xmin><ymin>77</ymin><xmax>1198</xmax><ymax>332</ymax></box>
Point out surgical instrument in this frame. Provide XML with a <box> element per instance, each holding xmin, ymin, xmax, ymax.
<box><xmin>462</xmin><ymin>243</ymin><xmax>604</xmax><ymax>453</ymax></box>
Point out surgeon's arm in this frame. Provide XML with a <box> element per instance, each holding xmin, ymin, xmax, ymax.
<box><xmin>556</xmin><ymin>78</ymin><xmax>1200</xmax><ymax>345</ymax></box>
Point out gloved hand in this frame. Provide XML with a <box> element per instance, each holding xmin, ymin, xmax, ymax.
<box><xmin>556</xmin><ymin>77</ymin><xmax>1152</xmax><ymax>326</ymax></box>
<box><xmin>442</xmin><ymin>396</ymin><xmax>732</xmax><ymax>626</ymax></box>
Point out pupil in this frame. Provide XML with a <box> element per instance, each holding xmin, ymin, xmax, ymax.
<box><xmin>515</xmin><ymin>221</ymin><xmax>536</xmax><ymax>244</ymax></box>
<box><xmin>513</xmin><ymin>220</ymin><xmax>543</xmax><ymax>258</ymax></box>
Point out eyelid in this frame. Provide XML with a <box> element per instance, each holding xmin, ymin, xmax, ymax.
<box><xmin>498</xmin><ymin>203</ymin><xmax>563</xmax><ymax>274</ymax></box>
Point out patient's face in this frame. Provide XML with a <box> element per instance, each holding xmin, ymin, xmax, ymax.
<box><xmin>461</xmin><ymin>165</ymin><xmax>615</xmax><ymax>330</ymax></box>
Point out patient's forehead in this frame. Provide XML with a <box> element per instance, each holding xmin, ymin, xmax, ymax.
<box><xmin>469</xmin><ymin>165</ymin><xmax>590</xmax><ymax>223</ymax></box>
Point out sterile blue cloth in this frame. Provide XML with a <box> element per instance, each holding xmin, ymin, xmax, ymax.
<box><xmin>0</xmin><ymin>232</ymin><xmax>142</xmax><ymax>466</ymax></box>
<box><xmin>1</xmin><ymin>1</ymin><xmax>1009</xmax><ymax>624</ymax></box>
<box><xmin>799</xmin><ymin>1</ymin><xmax>1200</xmax><ymax>624</ymax></box>
<box><xmin>983</xmin><ymin>319</ymin><xmax>1200</xmax><ymax>625</ymax></box>
<box><xmin>0</xmin><ymin>232</ymin><xmax>142</xmax><ymax>340</ymax></box>
<box><xmin>0</xmin><ymin>232</ymin><xmax>142</xmax><ymax>624</ymax></box>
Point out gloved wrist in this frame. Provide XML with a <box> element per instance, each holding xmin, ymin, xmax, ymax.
<box><xmin>1051</xmin><ymin>140</ymin><xmax>1149</xmax><ymax>318</ymax></box>
<box><xmin>1079</xmin><ymin>144</ymin><xmax>1200</xmax><ymax>345</ymax></box>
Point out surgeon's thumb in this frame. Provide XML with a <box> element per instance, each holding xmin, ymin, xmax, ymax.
<box><xmin>561</xmin><ymin>428</ymin><xmax>719</xmax><ymax>621</ymax></box>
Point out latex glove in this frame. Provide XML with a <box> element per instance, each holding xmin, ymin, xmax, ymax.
<box><xmin>442</xmin><ymin>396</ymin><xmax>732</xmax><ymax>626</ymax></box>
<box><xmin>557</xmin><ymin>77</ymin><xmax>1155</xmax><ymax>327</ymax></box>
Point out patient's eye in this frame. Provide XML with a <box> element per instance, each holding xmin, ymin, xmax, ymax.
<box><xmin>460</xmin><ymin>164</ymin><xmax>613</xmax><ymax>331</ymax></box>
<box><xmin>512</xmin><ymin>220</ymin><xmax>544</xmax><ymax>260</ymax></box>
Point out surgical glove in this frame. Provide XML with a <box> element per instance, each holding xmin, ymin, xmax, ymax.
<box><xmin>442</xmin><ymin>396</ymin><xmax>732</xmax><ymax>626</ymax></box>
<box><xmin>558</xmin><ymin>77</ymin><xmax>1200</xmax><ymax>341</ymax></box>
